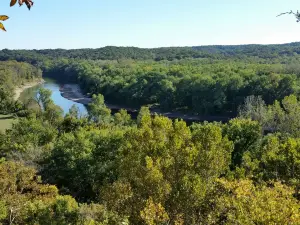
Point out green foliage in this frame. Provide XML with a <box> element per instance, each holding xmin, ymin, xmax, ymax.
<box><xmin>5</xmin><ymin>43</ymin><xmax>300</xmax><ymax>61</ymax></box>
<box><xmin>0</xmin><ymin>160</ymin><xmax>128</xmax><ymax>225</ymax></box>
<box><xmin>100</xmin><ymin>113</ymin><xmax>233</xmax><ymax>223</ymax></box>
<box><xmin>26</xmin><ymin>195</ymin><xmax>79</xmax><ymax>225</ymax></box>
<box><xmin>205</xmin><ymin>179</ymin><xmax>300</xmax><ymax>225</ymax></box>
<box><xmin>248</xmin><ymin>135</ymin><xmax>300</xmax><ymax>185</ymax></box>
<box><xmin>113</xmin><ymin>109</ymin><xmax>133</xmax><ymax>127</ymax></box>
<box><xmin>238</xmin><ymin>96</ymin><xmax>269</xmax><ymax>124</ymax></box>
<box><xmin>42</xmin><ymin>126</ymin><xmax>125</xmax><ymax>201</ymax></box>
<box><xmin>88</xmin><ymin>94</ymin><xmax>111</xmax><ymax>124</ymax></box>
<box><xmin>34</xmin><ymin>57</ymin><xmax>300</xmax><ymax>116</ymax></box>
<box><xmin>140</xmin><ymin>198</ymin><xmax>169</xmax><ymax>225</ymax></box>
<box><xmin>1</xmin><ymin>101</ymin><xmax>299</xmax><ymax>224</ymax></box>
<box><xmin>68</xmin><ymin>104</ymin><xmax>80</xmax><ymax>118</ymax></box>
<box><xmin>2</xmin><ymin>45</ymin><xmax>300</xmax><ymax>224</ymax></box>
<box><xmin>0</xmin><ymin>114</ymin><xmax>15</xmax><ymax>132</ymax></box>
<box><xmin>78</xmin><ymin>203</ymin><xmax>129</xmax><ymax>225</ymax></box>
<box><xmin>3</xmin><ymin>44</ymin><xmax>300</xmax><ymax>116</ymax></box>
<box><xmin>137</xmin><ymin>106</ymin><xmax>151</xmax><ymax>127</ymax></box>
<box><xmin>35</xmin><ymin>88</ymin><xmax>53</xmax><ymax>110</ymax></box>
<box><xmin>224</xmin><ymin>118</ymin><xmax>262</xmax><ymax>169</ymax></box>
<box><xmin>0</xmin><ymin>161</ymin><xmax>59</xmax><ymax>224</ymax></box>
<box><xmin>0</xmin><ymin>61</ymin><xmax>42</xmax><ymax>114</ymax></box>
<box><xmin>0</xmin><ymin>201</ymin><xmax>6</xmax><ymax>221</ymax></box>
<box><xmin>239</xmin><ymin>94</ymin><xmax>300</xmax><ymax>137</ymax></box>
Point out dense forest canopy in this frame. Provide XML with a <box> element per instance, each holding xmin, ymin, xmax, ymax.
<box><xmin>2</xmin><ymin>42</ymin><xmax>300</xmax><ymax>117</ymax></box>
<box><xmin>1</xmin><ymin>0</ymin><xmax>300</xmax><ymax>223</ymax></box>
<box><xmin>1</xmin><ymin>91</ymin><xmax>300</xmax><ymax>224</ymax></box>
<box><xmin>3</xmin><ymin>42</ymin><xmax>300</xmax><ymax>60</ymax></box>
<box><xmin>1</xmin><ymin>42</ymin><xmax>300</xmax><ymax>224</ymax></box>
<box><xmin>37</xmin><ymin>58</ymin><xmax>298</xmax><ymax>116</ymax></box>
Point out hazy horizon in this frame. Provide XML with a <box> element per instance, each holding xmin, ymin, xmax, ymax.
<box><xmin>1</xmin><ymin>0</ymin><xmax>300</xmax><ymax>49</ymax></box>
<box><xmin>2</xmin><ymin>41</ymin><xmax>300</xmax><ymax>51</ymax></box>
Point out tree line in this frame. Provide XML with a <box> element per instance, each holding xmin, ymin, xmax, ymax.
<box><xmin>2</xmin><ymin>44</ymin><xmax>300</xmax><ymax>117</ymax></box>
<box><xmin>3</xmin><ymin>42</ymin><xmax>300</xmax><ymax>61</ymax></box>
<box><xmin>41</xmin><ymin>57</ymin><xmax>300</xmax><ymax>116</ymax></box>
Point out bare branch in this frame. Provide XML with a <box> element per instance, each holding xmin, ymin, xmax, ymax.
<box><xmin>276</xmin><ymin>10</ymin><xmax>294</xmax><ymax>17</ymax></box>
<box><xmin>277</xmin><ymin>10</ymin><xmax>300</xmax><ymax>22</ymax></box>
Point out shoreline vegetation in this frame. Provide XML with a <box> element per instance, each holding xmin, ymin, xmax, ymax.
<box><xmin>59</xmin><ymin>84</ymin><xmax>92</xmax><ymax>105</ymax></box>
<box><xmin>59</xmin><ymin>84</ymin><xmax>231</xmax><ymax>122</ymax></box>
<box><xmin>14</xmin><ymin>79</ymin><xmax>45</xmax><ymax>101</ymax></box>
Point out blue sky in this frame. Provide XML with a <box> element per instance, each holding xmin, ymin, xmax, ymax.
<box><xmin>0</xmin><ymin>0</ymin><xmax>300</xmax><ymax>49</ymax></box>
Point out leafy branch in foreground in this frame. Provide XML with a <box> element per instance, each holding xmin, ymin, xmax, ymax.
<box><xmin>0</xmin><ymin>16</ymin><xmax>9</xmax><ymax>31</ymax></box>
<box><xmin>12</xmin><ymin>0</ymin><xmax>34</xmax><ymax>10</ymax></box>
<box><xmin>0</xmin><ymin>0</ymin><xmax>33</xmax><ymax>32</ymax></box>
<box><xmin>277</xmin><ymin>10</ymin><xmax>300</xmax><ymax>22</ymax></box>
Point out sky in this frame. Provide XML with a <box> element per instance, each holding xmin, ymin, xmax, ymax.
<box><xmin>0</xmin><ymin>0</ymin><xmax>300</xmax><ymax>49</ymax></box>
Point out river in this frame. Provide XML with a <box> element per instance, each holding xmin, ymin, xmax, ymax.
<box><xmin>19</xmin><ymin>78</ymin><xmax>231</xmax><ymax>123</ymax></box>
<box><xmin>19</xmin><ymin>78</ymin><xmax>88</xmax><ymax>116</ymax></box>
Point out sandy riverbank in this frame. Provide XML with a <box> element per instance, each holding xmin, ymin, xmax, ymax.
<box><xmin>14</xmin><ymin>79</ymin><xmax>45</xmax><ymax>101</ymax></box>
<box><xmin>59</xmin><ymin>84</ymin><xmax>231</xmax><ymax>122</ymax></box>
<box><xmin>59</xmin><ymin>84</ymin><xmax>92</xmax><ymax>105</ymax></box>
<box><xmin>59</xmin><ymin>84</ymin><xmax>139</xmax><ymax>111</ymax></box>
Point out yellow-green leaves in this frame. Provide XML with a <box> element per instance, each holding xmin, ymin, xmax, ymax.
<box><xmin>0</xmin><ymin>16</ymin><xmax>9</xmax><ymax>21</ymax></box>
<box><xmin>0</xmin><ymin>23</ymin><xmax>6</xmax><ymax>32</ymax></box>
<box><xmin>4</xmin><ymin>0</ymin><xmax>33</xmax><ymax>32</ymax></box>
<box><xmin>207</xmin><ymin>179</ymin><xmax>300</xmax><ymax>225</ymax></box>
<box><xmin>0</xmin><ymin>15</ymin><xmax>9</xmax><ymax>32</ymax></box>
<box><xmin>140</xmin><ymin>198</ymin><xmax>169</xmax><ymax>225</ymax></box>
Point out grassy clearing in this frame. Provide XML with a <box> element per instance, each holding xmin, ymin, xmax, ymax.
<box><xmin>0</xmin><ymin>114</ymin><xmax>15</xmax><ymax>132</ymax></box>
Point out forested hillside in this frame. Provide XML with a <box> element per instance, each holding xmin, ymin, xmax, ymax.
<box><xmin>1</xmin><ymin>44</ymin><xmax>300</xmax><ymax>224</ymax></box>
<box><xmin>2</xmin><ymin>42</ymin><xmax>300</xmax><ymax>60</ymax></box>
<box><xmin>0</xmin><ymin>61</ymin><xmax>42</xmax><ymax>113</ymax></box>
<box><xmin>1</xmin><ymin>94</ymin><xmax>300</xmax><ymax>224</ymax></box>
<box><xmin>2</xmin><ymin>43</ymin><xmax>300</xmax><ymax>116</ymax></box>
<box><xmin>40</xmin><ymin>58</ymin><xmax>300</xmax><ymax>116</ymax></box>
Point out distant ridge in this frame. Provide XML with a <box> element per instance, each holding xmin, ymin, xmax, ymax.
<box><xmin>1</xmin><ymin>42</ymin><xmax>300</xmax><ymax>61</ymax></box>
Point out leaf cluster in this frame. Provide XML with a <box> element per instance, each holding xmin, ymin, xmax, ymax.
<box><xmin>0</xmin><ymin>0</ymin><xmax>33</xmax><ymax>32</ymax></box>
